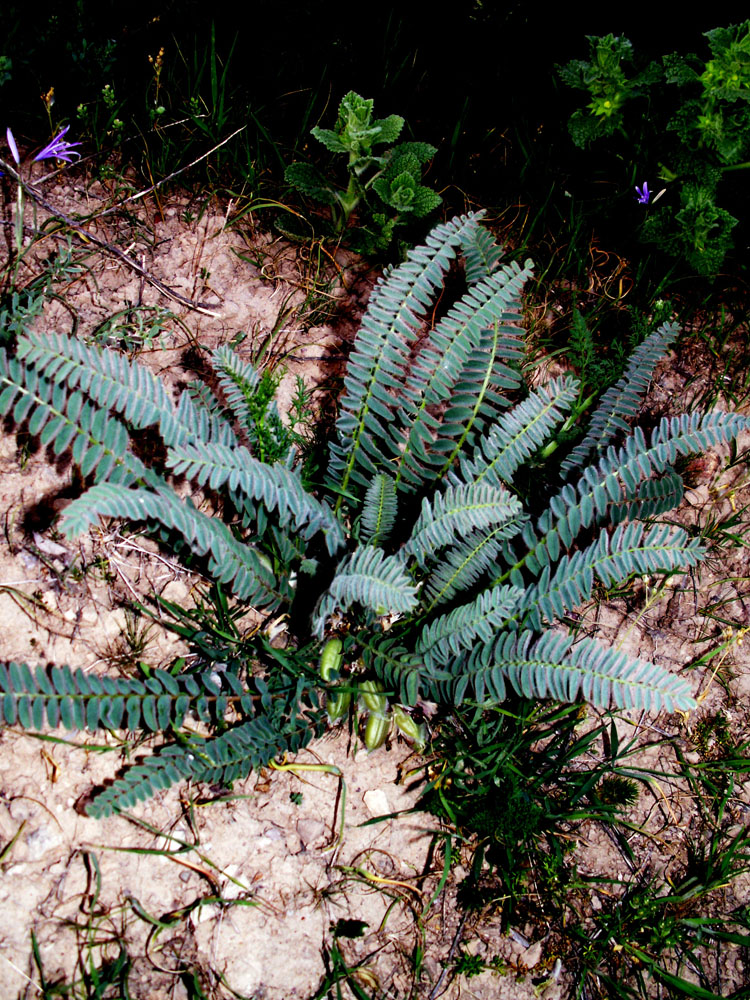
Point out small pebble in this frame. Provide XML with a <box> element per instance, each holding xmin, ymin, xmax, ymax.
<box><xmin>296</xmin><ymin>818</ymin><xmax>326</xmax><ymax>847</ymax></box>
<box><xmin>522</xmin><ymin>941</ymin><xmax>543</xmax><ymax>969</ymax></box>
<box><xmin>363</xmin><ymin>788</ymin><xmax>389</xmax><ymax>817</ymax></box>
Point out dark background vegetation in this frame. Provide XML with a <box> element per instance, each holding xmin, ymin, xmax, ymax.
<box><xmin>2</xmin><ymin>3</ymin><xmax>749</xmax><ymax>302</ymax></box>
<box><xmin>3</xmin><ymin>2</ymin><xmax>743</xmax><ymax>184</ymax></box>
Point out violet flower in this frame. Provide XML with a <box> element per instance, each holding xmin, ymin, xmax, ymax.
<box><xmin>33</xmin><ymin>126</ymin><xmax>81</xmax><ymax>163</ymax></box>
<box><xmin>6</xmin><ymin>127</ymin><xmax>19</xmax><ymax>165</ymax></box>
<box><xmin>635</xmin><ymin>182</ymin><xmax>651</xmax><ymax>205</ymax></box>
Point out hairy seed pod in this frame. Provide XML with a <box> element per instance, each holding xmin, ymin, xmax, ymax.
<box><xmin>319</xmin><ymin>637</ymin><xmax>343</xmax><ymax>682</ymax></box>
<box><xmin>358</xmin><ymin>678</ymin><xmax>387</xmax><ymax>714</ymax></box>
<box><xmin>392</xmin><ymin>705</ymin><xmax>426</xmax><ymax>750</ymax></box>
<box><xmin>364</xmin><ymin>711</ymin><xmax>391</xmax><ymax>751</ymax></box>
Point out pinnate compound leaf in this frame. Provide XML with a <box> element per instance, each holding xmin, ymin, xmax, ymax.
<box><xmin>0</xmin><ymin>664</ymin><xmax>236</xmax><ymax>732</ymax></box>
<box><xmin>417</xmin><ymin>584</ymin><xmax>524</xmax><ymax>668</ymax></box>
<box><xmin>86</xmin><ymin>714</ymin><xmax>318</xmax><ymax>818</ymax></box>
<box><xmin>561</xmin><ymin>322</ymin><xmax>681</xmax><ymax>476</ymax></box>
<box><xmin>166</xmin><ymin>441</ymin><xmax>345</xmax><ymax>556</ymax></box>
<box><xmin>328</xmin><ymin>213</ymin><xmax>487</xmax><ymax>498</ymax></box>
<box><xmin>59</xmin><ymin>483</ymin><xmax>279</xmax><ymax>607</ymax></box>
<box><xmin>526</xmin><ymin>411</ymin><xmax>750</xmax><ymax>573</ymax></box>
<box><xmin>404</xmin><ymin>483</ymin><xmax>524</xmax><ymax>568</ymax></box>
<box><xmin>17</xmin><ymin>330</ymin><xmax>189</xmax><ymax>448</ymax></box>
<box><xmin>313</xmin><ymin>546</ymin><xmax>419</xmax><ymax>637</ymax></box>
<box><xmin>456</xmin><ymin>377</ymin><xmax>579</xmax><ymax>488</ymax></box>
<box><xmin>360</xmin><ymin>474</ymin><xmax>397</xmax><ymax>546</ymax></box>
<box><xmin>463</xmin><ymin>631</ymin><xmax>696</xmax><ymax>712</ymax></box>
<box><xmin>523</xmin><ymin>522</ymin><xmax>704</xmax><ymax>629</ymax></box>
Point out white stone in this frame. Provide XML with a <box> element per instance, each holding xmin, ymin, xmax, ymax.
<box><xmin>363</xmin><ymin>788</ymin><xmax>389</xmax><ymax>817</ymax></box>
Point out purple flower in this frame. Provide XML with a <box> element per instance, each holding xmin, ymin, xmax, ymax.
<box><xmin>635</xmin><ymin>181</ymin><xmax>651</xmax><ymax>205</ymax></box>
<box><xmin>33</xmin><ymin>126</ymin><xmax>81</xmax><ymax>163</ymax></box>
<box><xmin>6</xmin><ymin>127</ymin><xmax>19</xmax><ymax>165</ymax></box>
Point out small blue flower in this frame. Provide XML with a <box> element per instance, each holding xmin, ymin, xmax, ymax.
<box><xmin>33</xmin><ymin>126</ymin><xmax>81</xmax><ymax>163</ymax></box>
<box><xmin>6</xmin><ymin>127</ymin><xmax>19</xmax><ymax>165</ymax></box>
<box><xmin>635</xmin><ymin>181</ymin><xmax>651</xmax><ymax>204</ymax></box>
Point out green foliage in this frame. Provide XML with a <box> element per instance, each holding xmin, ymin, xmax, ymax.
<box><xmin>0</xmin><ymin>55</ymin><xmax>11</xmax><ymax>88</ymax></box>
<box><xmin>2</xmin><ymin>213</ymin><xmax>748</xmax><ymax>815</ymax></box>
<box><xmin>562</xmin><ymin>306</ymin><xmax>653</xmax><ymax>399</ymax></box>
<box><xmin>0</xmin><ymin>287</ymin><xmax>49</xmax><ymax>346</ymax></box>
<box><xmin>560</xmin><ymin>319</ymin><xmax>680</xmax><ymax>474</ymax></box>
<box><xmin>31</xmin><ymin>925</ymin><xmax>133</xmax><ymax>1000</ymax></box>
<box><xmin>559</xmin><ymin>22</ymin><xmax>750</xmax><ymax>275</ymax></box>
<box><xmin>88</xmin><ymin>712</ymin><xmax>316</xmax><ymax>819</ymax></box>
<box><xmin>574</xmin><ymin>824</ymin><xmax>750</xmax><ymax>997</ymax></box>
<box><xmin>429</xmin><ymin>696</ymin><xmax>750</xmax><ymax>994</ymax></box>
<box><xmin>283</xmin><ymin>90</ymin><xmax>441</xmax><ymax>252</ymax></box>
<box><xmin>422</xmin><ymin>701</ymin><xmax>644</xmax><ymax>925</ymax></box>
<box><xmin>211</xmin><ymin>347</ymin><xmax>307</xmax><ymax>463</ymax></box>
<box><xmin>453</xmin><ymin>952</ymin><xmax>486</xmax><ymax>978</ymax></box>
<box><xmin>313</xmin><ymin>920</ymin><xmax>378</xmax><ymax>1000</ymax></box>
<box><xmin>75</xmin><ymin>80</ymin><xmax>125</xmax><ymax>152</ymax></box>
<box><xmin>0</xmin><ymin>662</ymin><xmax>221</xmax><ymax>732</ymax></box>
<box><xmin>359</xmin><ymin>473</ymin><xmax>398</xmax><ymax>546</ymax></box>
<box><xmin>559</xmin><ymin>34</ymin><xmax>660</xmax><ymax>142</ymax></box>
<box><xmin>641</xmin><ymin>182</ymin><xmax>738</xmax><ymax>276</ymax></box>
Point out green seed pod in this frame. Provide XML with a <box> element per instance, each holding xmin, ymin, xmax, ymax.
<box><xmin>326</xmin><ymin>688</ymin><xmax>351</xmax><ymax>722</ymax></box>
<box><xmin>359</xmin><ymin>679</ymin><xmax>387</xmax><ymax>714</ymax></box>
<box><xmin>364</xmin><ymin>711</ymin><xmax>391</xmax><ymax>751</ymax></box>
<box><xmin>319</xmin><ymin>637</ymin><xmax>343</xmax><ymax>682</ymax></box>
<box><xmin>392</xmin><ymin>705</ymin><xmax>426</xmax><ymax>751</ymax></box>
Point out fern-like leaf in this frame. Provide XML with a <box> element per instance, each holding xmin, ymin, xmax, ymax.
<box><xmin>87</xmin><ymin>712</ymin><xmax>319</xmax><ymax>818</ymax></box>
<box><xmin>427</xmin><ymin>320</ymin><xmax>524</xmax><ymax>484</ymax></box>
<box><xmin>455</xmin><ymin>377</ymin><xmax>580</xmax><ymax>488</ymax></box>
<box><xmin>210</xmin><ymin>346</ymin><xmax>260</xmax><ymax>433</ymax></box>
<box><xmin>423</xmin><ymin>524</ymin><xmax>516</xmax><ymax>610</ymax></box>
<box><xmin>59</xmin><ymin>483</ymin><xmax>280</xmax><ymax>606</ymax></box>
<box><xmin>393</xmin><ymin>263</ymin><xmax>530</xmax><ymax>492</ymax></box>
<box><xmin>404</xmin><ymin>483</ymin><xmax>524</xmax><ymax>568</ymax></box>
<box><xmin>463</xmin><ymin>630</ymin><xmax>696</xmax><ymax>712</ymax></box>
<box><xmin>313</xmin><ymin>546</ymin><xmax>419</xmax><ymax>637</ymax></box>
<box><xmin>522</xmin><ymin>412</ymin><xmax>750</xmax><ymax>575</ymax></box>
<box><xmin>417</xmin><ymin>584</ymin><xmax>524</xmax><ymax>668</ymax></box>
<box><xmin>458</xmin><ymin>219</ymin><xmax>505</xmax><ymax>284</ymax></box>
<box><xmin>360</xmin><ymin>474</ymin><xmax>397</xmax><ymax>545</ymax></box>
<box><xmin>327</xmin><ymin>213</ymin><xmax>486</xmax><ymax>498</ymax></box>
<box><xmin>522</xmin><ymin>523</ymin><xmax>704</xmax><ymax>629</ymax></box>
<box><xmin>18</xmin><ymin>331</ymin><xmax>238</xmax><ymax>452</ymax></box>
<box><xmin>17</xmin><ymin>331</ymin><xmax>192</xmax><ymax>448</ymax></box>
<box><xmin>166</xmin><ymin>441</ymin><xmax>345</xmax><ymax>555</ymax></box>
<box><xmin>616</xmin><ymin>469</ymin><xmax>685</xmax><ymax>522</ymax></box>
<box><xmin>0</xmin><ymin>350</ymin><xmax>149</xmax><ymax>485</ymax></box>
<box><xmin>0</xmin><ymin>663</ymin><xmax>249</xmax><ymax>731</ymax></box>
<box><xmin>560</xmin><ymin>322</ymin><xmax>680</xmax><ymax>476</ymax></box>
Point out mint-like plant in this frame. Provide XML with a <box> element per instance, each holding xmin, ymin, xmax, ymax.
<box><xmin>284</xmin><ymin>90</ymin><xmax>441</xmax><ymax>251</ymax></box>
<box><xmin>559</xmin><ymin>22</ymin><xmax>750</xmax><ymax>274</ymax></box>
<box><xmin>1</xmin><ymin>212</ymin><xmax>747</xmax><ymax>817</ymax></box>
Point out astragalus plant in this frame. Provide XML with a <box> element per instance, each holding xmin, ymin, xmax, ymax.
<box><xmin>0</xmin><ymin>211</ymin><xmax>745</xmax><ymax>816</ymax></box>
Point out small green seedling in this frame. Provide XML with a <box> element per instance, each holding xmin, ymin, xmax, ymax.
<box><xmin>284</xmin><ymin>90</ymin><xmax>441</xmax><ymax>251</ymax></box>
